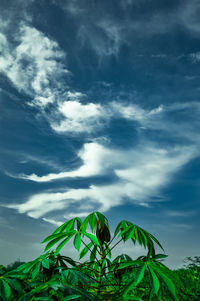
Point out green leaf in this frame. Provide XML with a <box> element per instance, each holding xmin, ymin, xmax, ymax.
<box><xmin>75</xmin><ymin>217</ymin><xmax>82</xmax><ymax>231</ymax></box>
<box><xmin>148</xmin><ymin>264</ymin><xmax>160</xmax><ymax>295</ymax></box>
<box><xmin>2</xmin><ymin>279</ymin><xmax>12</xmax><ymax>299</ymax></box>
<box><xmin>5</xmin><ymin>278</ymin><xmax>21</xmax><ymax>292</ymax></box>
<box><xmin>90</xmin><ymin>245</ymin><xmax>97</xmax><ymax>262</ymax></box>
<box><xmin>123</xmin><ymin>225</ymin><xmax>136</xmax><ymax>241</ymax></box>
<box><xmin>96</xmin><ymin>212</ymin><xmax>106</xmax><ymax>227</ymax></box>
<box><xmin>73</xmin><ymin>232</ymin><xmax>81</xmax><ymax>251</ymax></box>
<box><xmin>52</xmin><ymin>218</ymin><xmax>75</xmax><ymax>235</ymax></box>
<box><xmin>117</xmin><ymin>225</ymin><xmax>132</xmax><ymax>239</ymax></box>
<box><xmin>42</xmin><ymin>232</ymin><xmax>66</xmax><ymax>243</ymax></box>
<box><xmin>31</xmin><ymin>261</ymin><xmax>41</xmax><ymax>279</ymax></box>
<box><xmin>79</xmin><ymin>242</ymin><xmax>93</xmax><ymax>259</ymax></box>
<box><xmin>80</xmin><ymin>216</ymin><xmax>89</xmax><ymax>233</ymax></box>
<box><xmin>153</xmin><ymin>254</ymin><xmax>168</xmax><ymax>260</ymax></box>
<box><xmin>122</xmin><ymin>263</ymin><xmax>146</xmax><ymax>296</ymax></box>
<box><xmin>114</xmin><ymin>220</ymin><xmax>126</xmax><ymax>236</ymax></box>
<box><xmin>117</xmin><ymin>260</ymin><xmax>143</xmax><ymax>270</ymax></box>
<box><xmin>63</xmin><ymin>295</ymin><xmax>81</xmax><ymax>300</ymax></box>
<box><xmin>83</xmin><ymin>232</ymin><xmax>100</xmax><ymax>247</ymax></box>
<box><xmin>44</xmin><ymin>233</ymin><xmax>70</xmax><ymax>252</ymax></box>
<box><xmin>42</xmin><ymin>259</ymin><xmax>50</xmax><ymax>269</ymax></box>
<box><xmin>151</xmin><ymin>264</ymin><xmax>177</xmax><ymax>300</ymax></box>
<box><xmin>55</xmin><ymin>233</ymin><xmax>75</xmax><ymax>255</ymax></box>
<box><xmin>17</xmin><ymin>261</ymin><xmax>36</xmax><ymax>273</ymax></box>
<box><xmin>88</xmin><ymin>213</ymin><xmax>97</xmax><ymax>232</ymax></box>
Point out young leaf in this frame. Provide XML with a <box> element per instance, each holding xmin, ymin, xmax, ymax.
<box><xmin>114</xmin><ymin>220</ymin><xmax>126</xmax><ymax>236</ymax></box>
<box><xmin>80</xmin><ymin>216</ymin><xmax>89</xmax><ymax>233</ymax></box>
<box><xmin>88</xmin><ymin>213</ymin><xmax>97</xmax><ymax>232</ymax></box>
<box><xmin>55</xmin><ymin>233</ymin><xmax>75</xmax><ymax>255</ymax></box>
<box><xmin>96</xmin><ymin>211</ymin><xmax>106</xmax><ymax>227</ymax></box>
<box><xmin>73</xmin><ymin>232</ymin><xmax>81</xmax><ymax>251</ymax></box>
<box><xmin>44</xmin><ymin>233</ymin><xmax>70</xmax><ymax>252</ymax></box>
<box><xmin>83</xmin><ymin>232</ymin><xmax>100</xmax><ymax>247</ymax></box>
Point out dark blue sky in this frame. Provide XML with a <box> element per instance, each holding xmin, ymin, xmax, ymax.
<box><xmin>0</xmin><ymin>0</ymin><xmax>200</xmax><ymax>268</ymax></box>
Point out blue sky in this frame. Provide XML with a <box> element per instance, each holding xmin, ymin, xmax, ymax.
<box><xmin>0</xmin><ymin>0</ymin><xmax>200</xmax><ymax>268</ymax></box>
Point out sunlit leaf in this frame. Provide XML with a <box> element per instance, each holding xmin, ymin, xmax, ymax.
<box><xmin>44</xmin><ymin>233</ymin><xmax>70</xmax><ymax>252</ymax></box>
<box><xmin>55</xmin><ymin>233</ymin><xmax>75</xmax><ymax>255</ymax></box>
<box><xmin>31</xmin><ymin>262</ymin><xmax>41</xmax><ymax>279</ymax></box>
<box><xmin>73</xmin><ymin>232</ymin><xmax>82</xmax><ymax>251</ymax></box>
<box><xmin>88</xmin><ymin>213</ymin><xmax>97</xmax><ymax>232</ymax></box>
<box><xmin>83</xmin><ymin>232</ymin><xmax>100</xmax><ymax>247</ymax></box>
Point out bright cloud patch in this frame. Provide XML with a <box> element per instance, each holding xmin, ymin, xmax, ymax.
<box><xmin>18</xmin><ymin>142</ymin><xmax>111</xmax><ymax>181</ymax></box>
<box><xmin>7</xmin><ymin>142</ymin><xmax>196</xmax><ymax>218</ymax></box>
<box><xmin>52</xmin><ymin>101</ymin><xmax>105</xmax><ymax>133</ymax></box>
<box><xmin>0</xmin><ymin>24</ymin><xmax>67</xmax><ymax>107</ymax></box>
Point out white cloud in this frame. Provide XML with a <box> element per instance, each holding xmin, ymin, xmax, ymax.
<box><xmin>0</xmin><ymin>24</ymin><xmax>67</xmax><ymax>107</ymax></box>
<box><xmin>6</xmin><ymin>142</ymin><xmax>197</xmax><ymax>218</ymax></box>
<box><xmin>51</xmin><ymin>100</ymin><xmax>106</xmax><ymax>133</ymax></box>
<box><xmin>17</xmin><ymin>142</ymin><xmax>111</xmax><ymax>181</ymax></box>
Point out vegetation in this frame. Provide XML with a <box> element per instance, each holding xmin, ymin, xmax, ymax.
<box><xmin>0</xmin><ymin>212</ymin><xmax>199</xmax><ymax>300</ymax></box>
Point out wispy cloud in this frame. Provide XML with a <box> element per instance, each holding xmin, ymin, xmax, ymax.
<box><xmin>5</xmin><ymin>142</ymin><xmax>196</xmax><ymax>218</ymax></box>
<box><xmin>17</xmin><ymin>142</ymin><xmax>111</xmax><ymax>181</ymax></box>
<box><xmin>0</xmin><ymin>23</ymin><xmax>67</xmax><ymax>107</ymax></box>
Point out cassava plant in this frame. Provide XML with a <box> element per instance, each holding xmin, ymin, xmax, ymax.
<box><xmin>2</xmin><ymin>212</ymin><xmax>179</xmax><ymax>300</ymax></box>
<box><xmin>39</xmin><ymin>211</ymin><xmax>178</xmax><ymax>300</ymax></box>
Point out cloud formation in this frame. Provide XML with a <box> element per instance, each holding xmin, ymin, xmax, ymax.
<box><xmin>0</xmin><ymin>24</ymin><xmax>67</xmax><ymax>107</ymax></box>
<box><xmin>6</xmin><ymin>142</ymin><xmax>197</xmax><ymax>218</ymax></box>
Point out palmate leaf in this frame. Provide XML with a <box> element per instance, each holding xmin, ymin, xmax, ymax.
<box><xmin>1</xmin><ymin>279</ymin><xmax>12</xmax><ymax>300</ymax></box>
<box><xmin>55</xmin><ymin>233</ymin><xmax>75</xmax><ymax>255</ymax></box>
<box><xmin>16</xmin><ymin>260</ymin><xmax>36</xmax><ymax>273</ymax></box>
<box><xmin>79</xmin><ymin>242</ymin><xmax>93</xmax><ymax>259</ymax></box>
<box><xmin>122</xmin><ymin>262</ymin><xmax>146</xmax><ymax>297</ymax></box>
<box><xmin>44</xmin><ymin>233</ymin><xmax>75</xmax><ymax>252</ymax></box>
<box><xmin>114</xmin><ymin>220</ymin><xmax>127</xmax><ymax>236</ymax></box>
<box><xmin>52</xmin><ymin>218</ymin><xmax>76</xmax><ymax>235</ymax></box>
<box><xmin>149</xmin><ymin>263</ymin><xmax>177</xmax><ymax>300</ymax></box>
<box><xmin>147</xmin><ymin>264</ymin><xmax>160</xmax><ymax>295</ymax></box>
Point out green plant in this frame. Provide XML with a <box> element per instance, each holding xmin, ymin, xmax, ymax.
<box><xmin>40</xmin><ymin>211</ymin><xmax>178</xmax><ymax>300</ymax></box>
<box><xmin>1</xmin><ymin>212</ymin><xmax>179</xmax><ymax>300</ymax></box>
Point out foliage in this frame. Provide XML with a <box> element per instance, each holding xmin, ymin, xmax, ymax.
<box><xmin>0</xmin><ymin>212</ymin><xmax>183</xmax><ymax>300</ymax></box>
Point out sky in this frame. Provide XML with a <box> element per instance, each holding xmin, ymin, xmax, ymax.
<box><xmin>0</xmin><ymin>0</ymin><xmax>200</xmax><ymax>268</ymax></box>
